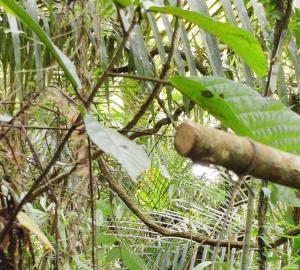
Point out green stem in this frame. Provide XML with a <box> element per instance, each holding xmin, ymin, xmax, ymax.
<box><xmin>241</xmin><ymin>179</ymin><xmax>256</xmax><ymax>270</ymax></box>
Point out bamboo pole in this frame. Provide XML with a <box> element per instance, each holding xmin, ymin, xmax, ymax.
<box><xmin>174</xmin><ymin>120</ymin><xmax>300</xmax><ymax>189</ymax></box>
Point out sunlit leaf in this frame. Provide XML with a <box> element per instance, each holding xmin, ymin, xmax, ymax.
<box><xmin>0</xmin><ymin>114</ymin><xmax>13</xmax><ymax>122</ymax></box>
<box><xmin>96</xmin><ymin>200</ymin><xmax>112</xmax><ymax>216</ymax></box>
<box><xmin>17</xmin><ymin>212</ymin><xmax>54</xmax><ymax>251</ymax></box>
<box><xmin>105</xmin><ymin>247</ymin><xmax>121</xmax><ymax>263</ymax></box>
<box><xmin>84</xmin><ymin>114</ymin><xmax>150</xmax><ymax>181</ymax></box>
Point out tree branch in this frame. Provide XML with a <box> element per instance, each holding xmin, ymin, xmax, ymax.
<box><xmin>0</xmin><ymin>7</ymin><xmax>139</xmax><ymax>246</ymax></box>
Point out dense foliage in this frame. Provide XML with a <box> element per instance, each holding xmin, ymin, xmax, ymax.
<box><xmin>0</xmin><ymin>0</ymin><xmax>300</xmax><ymax>269</ymax></box>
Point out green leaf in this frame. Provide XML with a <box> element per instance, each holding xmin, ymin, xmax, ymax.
<box><xmin>120</xmin><ymin>244</ymin><xmax>148</xmax><ymax>270</ymax></box>
<box><xmin>17</xmin><ymin>212</ymin><xmax>54</xmax><ymax>251</ymax></box>
<box><xmin>113</xmin><ymin>0</ymin><xmax>131</xmax><ymax>8</ymax></box>
<box><xmin>84</xmin><ymin>114</ymin><xmax>150</xmax><ymax>181</ymax></box>
<box><xmin>0</xmin><ymin>0</ymin><xmax>81</xmax><ymax>89</ymax></box>
<box><xmin>96</xmin><ymin>234</ymin><xmax>118</xmax><ymax>245</ymax></box>
<box><xmin>96</xmin><ymin>200</ymin><xmax>112</xmax><ymax>216</ymax></box>
<box><xmin>171</xmin><ymin>75</ymin><xmax>300</xmax><ymax>204</ymax></box>
<box><xmin>170</xmin><ymin>76</ymin><xmax>300</xmax><ymax>153</ymax></box>
<box><xmin>104</xmin><ymin>247</ymin><xmax>121</xmax><ymax>263</ymax></box>
<box><xmin>149</xmin><ymin>6</ymin><xmax>267</xmax><ymax>77</ymax></box>
<box><xmin>270</xmin><ymin>185</ymin><xmax>300</xmax><ymax>207</ymax></box>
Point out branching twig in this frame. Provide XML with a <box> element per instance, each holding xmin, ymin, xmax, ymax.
<box><xmin>111</xmin><ymin>45</ymin><xmax>209</xmax><ymax>75</ymax></box>
<box><xmin>264</xmin><ymin>0</ymin><xmax>293</xmax><ymax>96</ymax></box>
<box><xmin>107</xmin><ymin>72</ymin><xmax>170</xmax><ymax>85</ymax></box>
<box><xmin>129</xmin><ymin>102</ymin><xmax>194</xmax><ymax>139</ymax></box>
<box><xmin>0</xmin><ymin>8</ymin><xmax>139</xmax><ymax>247</ymax></box>
<box><xmin>121</xmin><ymin>3</ymin><xmax>181</xmax><ymax>134</ymax></box>
<box><xmin>0</xmin><ymin>92</ymin><xmax>40</xmax><ymax>141</ymax></box>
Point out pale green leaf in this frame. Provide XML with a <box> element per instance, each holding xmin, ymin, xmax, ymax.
<box><xmin>17</xmin><ymin>212</ymin><xmax>54</xmax><ymax>251</ymax></box>
<box><xmin>0</xmin><ymin>114</ymin><xmax>13</xmax><ymax>122</ymax></box>
<box><xmin>84</xmin><ymin>114</ymin><xmax>150</xmax><ymax>181</ymax></box>
<box><xmin>193</xmin><ymin>261</ymin><xmax>212</xmax><ymax>270</ymax></box>
<box><xmin>121</xmin><ymin>244</ymin><xmax>148</xmax><ymax>270</ymax></box>
<box><xmin>96</xmin><ymin>234</ymin><xmax>118</xmax><ymax>245</ymax></box>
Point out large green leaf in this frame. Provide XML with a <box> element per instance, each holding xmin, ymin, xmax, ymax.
<box><xmin>120</xmin><ymin>244</ymin><xmax>148</xmax><ymax>270</ymax></box>
<box><xmin>171</xmin><ymin>75</ymin><xmax>300</xmax><ymax>205</ymax></box>
<box><xmin>0</xmin><ymin>0</ymin><xmax>81</xmax><ymax>89</ymax></box>
<box><xmin>149</xmin><ymin>6</ymin><xmax>267</xmax><ymax>77</ymax></box>
<box><xmin>170</xmin><ymin>76</ymin><xmax>300</xmax><ymax>154</ymax></box>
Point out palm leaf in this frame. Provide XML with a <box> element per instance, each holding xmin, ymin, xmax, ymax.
<box><xmin>0</xmin><ymin>0</ymin><xmax>81</xmax><ymax>89</ymax></box>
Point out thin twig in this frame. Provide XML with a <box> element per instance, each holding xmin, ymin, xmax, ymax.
<box><xmin>0</xmin><ymin>124</ymin><xmax>83</xmax><ymax>131</ymax></box>
<box><xmin>270</xmin><ymin>226</ymin><xmax>300</xmax><ymax>248</ymax></box>
<box><xmin>264</xmin><ymin>0</ymin><xmax>293</xmax><ymax>96</ymax></box>
<box><xmin>240</xmin><ymin>180</ymin><xmax>256</xmax><ymax>270</ymax></box>
<box><xmin>257</xmin><ymin>2</ymin><xmax>293</xmax><ymax>267</ymax></box>
<box><xmin>88</xmin><ymin>138</ymin><xmax>96</xmax><ymax>270</ymax></box>
<box><xmin>257</xmin><ymin>183</ymin><xmax>268</xmax><ymax>270</ymax></box>
<box><xmin>121</xmin><ymin>4</ymin><xmax>181</xmax><ymax>133</ymax></box>
<box><xmin>107</xmin><ymin>72</ymin><xmax>170</xmax><ymax>85</ymax></box>
<box><xmin>0</xmin><ymin>7</ymin><xmax>139</xmax><ymax>247</ymax></box>
<box><xmin>129</xmin><ymin>102</ymin><xmax>194</xmax><ymax>139</ymax></box>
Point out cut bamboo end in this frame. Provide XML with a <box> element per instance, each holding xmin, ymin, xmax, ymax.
<box><xmin>174</xmin><ymin>120</ymin><xmax>198</xmax><ymax>156</ymax></box>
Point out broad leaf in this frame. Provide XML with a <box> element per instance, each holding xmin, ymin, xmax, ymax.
<box><xmin>96</xmin><ymin>234</ymin><xmax>118</xmax><ymax>245</ymax></box>
<box><xmin>171</xmin><ymin>75</ymin><xmax>300</xmax><ymax>204</ymax></box>
<box><xmin>17</xmin><ymin>212</ymin><xmax>54</xmax><ymax>251</ymax></box>
<box><xmin>105</xmin><ymin>247</ymin><xmax>121</xmax><ymax>263</ymax></box>
<box><xmin>120</xmin><ymin>244</ymin><xmax>148</xmax><ymax>270</ymax></box>
<box><xmin>149</xmin><ymin>6</ymin><xmax>267</xmax><ymax>77</ymax></box>
<box><xmin>0</xmin><ymin>0</ymin><xmax>82</xmax><ymax>89</ymax></box>
<box><xmin>84</xmin><ymin>114</ymin><xmax>150</xmax><ymax>181</ymax></box>
<box><xmin>171</xmin><ymin>76</ymin><xmax>300</xmax><ymax>154</ymax></box>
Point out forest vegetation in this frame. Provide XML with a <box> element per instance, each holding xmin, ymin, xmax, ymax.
<box><xmin>1</xmin><ymin>0</ymin><xmax>300</xmax><ymax>269</ymax></box>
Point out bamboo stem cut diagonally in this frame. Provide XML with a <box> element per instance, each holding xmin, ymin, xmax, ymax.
<box><xmin>174</xmin><ymin>120</ymin><xmax>300</xmax><ymax>189</ymax></box>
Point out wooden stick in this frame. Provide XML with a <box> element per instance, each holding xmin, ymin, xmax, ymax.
<box><xmin>174</xmin><ymin>120</ymin><xmax>300</xmax><ymax>189</ymax></box>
